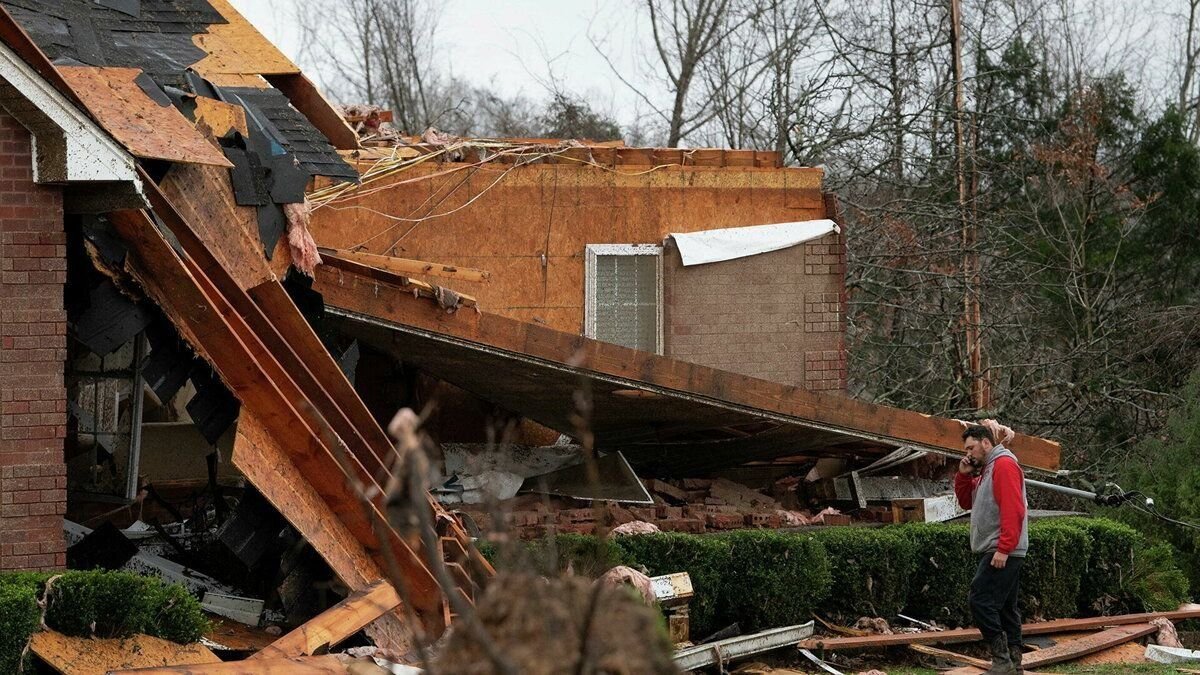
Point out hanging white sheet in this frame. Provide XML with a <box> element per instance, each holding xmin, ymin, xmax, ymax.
<box><xmin>669</xmin><ymin>219</ymin><xmax>839</xmax><ymax>266</ymax></box>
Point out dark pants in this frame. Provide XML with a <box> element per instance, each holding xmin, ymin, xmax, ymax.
<box><xmin>969</xmin><ymin>552</ymin><xmax>1024</xmax><ymax>648</ymax></box>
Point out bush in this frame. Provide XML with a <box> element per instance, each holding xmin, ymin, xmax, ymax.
<box><xmin>1020</xmin><ymin>521</ymin><xmax>1091</xmax><ymax>620</ymax></box>
<box><xmin>33</xmin><ymin>571</ymin><xmax>206</xmax><ymax>643</ymax></box>
<box><xmin>900</xmin><ymin>523</ymin><xmax>977</xmax><ymax>626</ymax></box>
<box><xmin>0</xmin><ymin>583</ymin><xmax>38</xmax><ymax>674</ymax></box>
<box><xmin>809</xmin><ymin>527</ymin><xmax>917</xmax><ymax>622</ymax></box>
<box><xmin>1131</xmin><ymin>543</ymin><xmax>1191</xmax><ymax>612</ymax></box>
<box><xmin>483</xmin><ymin>534</ymin><xmax>631</xmax><ymax>578</ymax></box>
<box><xmin>720</xmin><ymin>530</ymin><xmax>832</xmax><ymax>632</ymax></box>
<box><xmin>615</xmin><ymin>532</ymin><xmax>734</xmax><ymax>638</ymax></box>
<box><xmin>1060</xmin><ymin>518</ymin><xmax>1143</xmax><ymax>614</ymax></box>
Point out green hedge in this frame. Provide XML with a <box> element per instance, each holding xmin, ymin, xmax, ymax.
<box><xmin>900</xmin><ymin>523</ymin><xmax>977</xmax><ymax>625</ymax></box>
<box><xmin>809</xmin><ymin>527</ymin><xmax>917</xmax><ymax>622</ymax></box>
<box><xmin>0</xmin><ymin>583</ymin><xmax>38</xmax><ymax>674</ymax></box>
<box><xmin>1021</xmin><ymin>521</ymin><xmax>1092</xmax><ymax>620</ymax></box>
<box><xmin>0</xmin><ymin>570</ymin><xmax>208</xmax><ymax>673</ymax></box>
<box><xmin>615</xmin><ymin>532</ymin><xmax>733</xmax><ymax>638</ymax></box>
<box><xmin>721</xmin><ymin>530</ymin><xmax>832</xmax><ymax>632</ymax></box>
<box><xmin>483</xmin><ymin>517</ymin><xmax>1186</xmax><ymax>633</ymax></box>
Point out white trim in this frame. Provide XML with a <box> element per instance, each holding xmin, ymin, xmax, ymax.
<box><xmin>584</xmin><ymin>244</ymin><xmax>664</xmax><ymax>355</ymax></box>
<box><xmin>669</xmin><ymin>219</ymin><xmax>839</xmax><ymax>266</ymax></box>
<box><xmin>0</xmin><ymin>40</ymin><xmax>138</xmax><ymax>186</ymax></box>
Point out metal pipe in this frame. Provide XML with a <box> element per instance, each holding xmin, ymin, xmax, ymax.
<box><xmin>1024</xmin><ymin>478</ymin><xmax>1102</xmax><ymax>503</ymax></box>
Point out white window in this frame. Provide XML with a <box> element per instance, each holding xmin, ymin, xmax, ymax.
<box><xmin>585</xmin><ymin>244</ymin><xmax>663</xmax><ymax>354</ymax></box>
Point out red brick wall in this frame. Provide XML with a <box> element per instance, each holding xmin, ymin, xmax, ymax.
<box><xmin>0</xmin><ymin>110</ymin><xmax>68</xmax><ymax>571</ymax></box>
<box><xmin>663</xmin><ymin>229</ymin><xmax>847</xmax><ymax>391</ymax></box>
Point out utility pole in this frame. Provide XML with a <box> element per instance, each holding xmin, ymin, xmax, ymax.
<box><xmin>949</xmin><ymin>0</ymin><xmax>986</xmax><ymax>410</ymax></box>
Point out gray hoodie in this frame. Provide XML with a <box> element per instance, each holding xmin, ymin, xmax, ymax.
<box><xmin>957</xmin><ymin>445</ymin><xmax>1029</xmax><ymax>557</ymax></box>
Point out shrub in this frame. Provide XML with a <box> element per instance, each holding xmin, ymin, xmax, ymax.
<box><xmin>40</xmin><ymin>571</ymin><xmax>207</xmax><ymax>642</ymax></box>
<box><xmin>0</xmin><ymin>583</ymin><xmax>38</xmax><ymax>674</ymax></box>
<box><xmin>1131</xmin><ymin>543</ymin><xmax>1191</xmax><ymax>611</ymax></box>
<box><xmin>484</xmin><ymin>534</ymin><xmax>631</xmax><ymax>578</ymax></box>
<box><xmin>900</xmin><ymin>523</ymin><xmax>976</xmax><ymax>626</ymax></box>
<box><xmin>615</xmin><ymin>532</ymin><xmax>734</xmax><ymax>638</ymax></box>
<box><xmin>1020</xmin><ymin>521</ymin><xmax>1091</xmax><ymax>620</ymax></box>
<box><xmin>719</xmin><ymin>530</ymin><xmax>832</xmax><ymax>632</ymax></box>
<box><xmin>1060</xmin><ymin>518</ymin><xmax>1143</xmax><ymax>614</ymax></box>
<box><xmin>809</xmin><ymin>527</ymin><xmax>918</xmax><ymax>622</ymax></box>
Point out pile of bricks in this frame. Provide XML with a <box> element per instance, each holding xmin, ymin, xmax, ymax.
<box><xmin>466</xmin><ymin>476</ymin><xmax>861</xmax><ymax>540</ymax></box>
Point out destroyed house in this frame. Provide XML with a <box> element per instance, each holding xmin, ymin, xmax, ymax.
<box><xmin>0</xmin><ymin>0</ymin><xmax>1062</xmax><ymax>664</ymax></box>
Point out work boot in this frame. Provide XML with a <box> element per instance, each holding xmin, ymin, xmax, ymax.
<box><xmin>1009</xmin><ymin>645</ymin><xmax>1024</xmax><ymax>674</ymax></box>
<box><xmin>983</xmin><ymin>635</ymin><xmax>1016</xmax><ymax>674</ymax></box>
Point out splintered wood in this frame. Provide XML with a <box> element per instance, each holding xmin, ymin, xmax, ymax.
<box><xmin>252</xmin><ymin>580</ymin><xmax>401</xmax><ymax>659</ymax></box>
<box><xmin>321</xmin><ymin>247</ymin><xmax>492</xmax><ymax>283</ymax></box>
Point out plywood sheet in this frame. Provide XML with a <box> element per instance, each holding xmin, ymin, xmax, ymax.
<box><xmin>192</xmin><ymin>97</ymin><xmax>248</xmax><ymax>139</ymax></box>
<box><xmin>57</xmin><ymin>66</ymin><xmax>232</xmax><ymax>167</ymax></box>
<box><xmin>30</xmin><ymin>630</ymin><xmax>220</xmax><ymax>675</ymax></box>
<box><xmin>190</xmin><ymin>0</ymin><xmax>301</xmax><ymax>77</ymax></box>
<box><xmin>311</xmin><ymin>161</ymin><xmax>828</xmax><ymax>333</ymax></box>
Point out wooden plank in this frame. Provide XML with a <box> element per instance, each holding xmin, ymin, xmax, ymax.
<box><xmin>30</xmin><ymin>630</ymin><xmax>220</xmax><ymax>675</ymax></box>
<box><xmin>321</xmin><ymin>247</ymin><xmax>492</xmax><ymax>283</ymax></box>
<box><xmin>111</xmin><ymin>654</ymin><xmax>349</xmax><ymax>674</ymax></box>
<box><xmin>57</xmin><ymin>66</ymin><xmax>232</xmax><ymax>167</ymax></box>
<box><xmin>265</xmin><ymin>73</ymin><xmax>360</xmax><ymax>150</ymax></box>
<box><xmin>312</xmin><ymin>267</ymin><xmax>1062</xmax><ymax>470</ymax></box>
<box><xmin>252</xmin><ymin>580</ymin><xmax>401</xmax><ymax>660</ymax></box>
<box><xmin>158</xmin><ymin>163</ymin><xmax>274</xmax><ymax>292</ymax></box>
<box><xmin>108</xmin><ymin>210</ymin><xmax>444</xmax><ymax>634</ymax></box>
<box><xmin>800</xmin><ymin>611</ymin><xmax>1200</xmax><ymax>651</ymax></box>
<box><xmin>319</xmin><ymin>249</ymin><xmax>478</xmax><ymax>308</ymax></box>
<box><xmin>1022</xmin><ymin>623</ymin><xmax>1156</xmax><ymax>668</ymax></box>
<box><xmin>909</xmin><ymin>643</ymin><xmax>989</xmax><ymax>668</ymax></box>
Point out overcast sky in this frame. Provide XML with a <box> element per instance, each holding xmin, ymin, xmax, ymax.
<box><xmin>227</xmin><ymin>0</ymin><xmax>651</xmax><ymax>120</ymax></box>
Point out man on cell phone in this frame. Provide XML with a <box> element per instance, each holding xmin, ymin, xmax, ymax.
<box><xmin>955</xmin><ymin>424</ymin><xmax>1029</xmax><ymax>675</ymax></box>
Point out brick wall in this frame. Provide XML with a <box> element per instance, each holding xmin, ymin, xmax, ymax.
<box><xmin>0</xmin><ymin>109</ymin><xmax>68</xmax><ymax>571</ymax></box>
<box><xmin>663</xmin><ymin>229</ymin><xmax>847</xmax><ymax>391</ymax></box>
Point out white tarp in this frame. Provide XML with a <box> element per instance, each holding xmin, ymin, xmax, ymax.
<box><xmin>669</xmin><ymin>218</ymin><xmax>839</xmax><ymax>266</ymax></box>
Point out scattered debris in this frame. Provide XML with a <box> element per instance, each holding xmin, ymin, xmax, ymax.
<box><xmin>673</xmin><ymin>622</ymin><xmax>815</xmax><ymax>671</ymax></box>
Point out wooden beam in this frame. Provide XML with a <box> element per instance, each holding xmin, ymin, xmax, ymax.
<box><xmin>909</xmin><ymin>643</ymin><xmax>989</xmax><ymax>669</ymax></box>
<box><xmin>111</xmin><ymin>654</ymin><xmax>350</xmax><ymax>674</ymax></box>
<box><xmin>139</xmin><ymin>167</ymin><xmax>491</xmax><ymax>588</ymax></box>
<box><xmin>320</xmin><ymin>247</ymin><xmax>492</xmax><ymax>283</ymax></box>
<box><xmin>800</xmin><ymin>611</ymin><xmax>1200</xmax><ymax>651</ymax></box>
<box><xmin>1022</xmin><ymin>623</ymin><xmax>1156</xmax><ymax>669</ymax></box>
<box><xmin>109</xmin><ymin>209</ymin><xmax>444</xmax><ymax>634</ymax></box>
<box><xmin>319</xmin><ymin>252</ymin><xmax>478</xmax><ymax>308</ymax></box>
<box><xmin>252</xmin><ymin>580</ymin><xmax>401</xmax><ymax>660</ymax></box>
<box><xmin>312</xmin><ymin>266</ymin><xmax>1062</xmax><ymax>471</ymax></box>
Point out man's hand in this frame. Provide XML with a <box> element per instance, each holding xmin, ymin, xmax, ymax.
<box><xmin>959</xmin><ymin>456</ymin><xmax>977</xmax><ymax>475</ymax></box>
<box><xmin>991</xmin><ymin>551</ymin><xmax>1009</xmax><ymax>569</ymax></box>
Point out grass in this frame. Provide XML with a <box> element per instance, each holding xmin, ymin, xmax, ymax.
<box><xmin>880</xmin><ymin>664</ymin><xmax>1182</xmax><ymax>674</ymax></box>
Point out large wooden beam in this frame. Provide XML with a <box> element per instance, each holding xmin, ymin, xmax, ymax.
<box><xmin>139</xmin><ymin>166</ymin><xmax>492</xmax><ymax>584</ymax></box>
<box><xmin>252</xmin><ymin>580</ymin><xmax>401</xmax><ymax>660</ymax></box>
<box><xmin>1022</xmin><ymin>623</ymin><xmax>1156</xmax><ymax>669</ymax></box>
<box><xmin>799</xmin><ymin>610</ymin><xmax>1200</xmax><ymax>651</ymax></box>
<box><xmin>312</xmin><ymin>267</ymin><xmax>1062</xmax><ymax>471</ymax></box>
<box><xmin>109</xmin><ymin>209</ymin><xmax>445</xmax><ymax>635</ymax></box>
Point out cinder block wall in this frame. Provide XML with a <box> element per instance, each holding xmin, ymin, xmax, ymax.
<box><xmin>663</xmin><ymin>230</ymin><xmax>847</xmax><ymax>391</ymax></box>
<box><xmin>0</xmin><ymin>110</ymin><xmax>68</xmax><ymax>571</ymax></box>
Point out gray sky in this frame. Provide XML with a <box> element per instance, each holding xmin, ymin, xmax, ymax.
<box><xmin>228</xmin><ymin>0</ymin><xmax>651</xmax><ymax>120</ymax></box>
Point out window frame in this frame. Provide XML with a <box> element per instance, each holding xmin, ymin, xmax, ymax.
<box><xmin>584</xmin><ymin>244</ymin><xmax>664</xmax><ymax>355</ymax></box>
